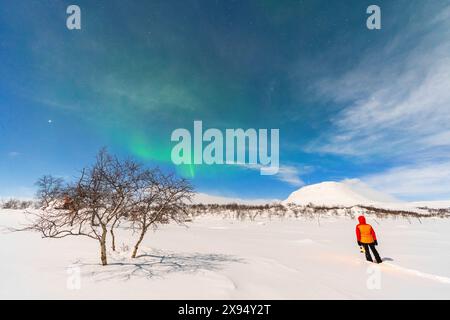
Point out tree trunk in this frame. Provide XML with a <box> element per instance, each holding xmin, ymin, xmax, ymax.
<box><xmin>131</xmin><ymin>227</ymin><xmax>146</xmax><ymax>258</ymax></box>
<box><xmin>110</xmin><ymin>228</ymin><xmax>116</xmax><ymax>252</ymax></box>
<box><xmin>100</xmin><ymin>226</ymin><xmax>108</xmax><ymax>266</ymax></box>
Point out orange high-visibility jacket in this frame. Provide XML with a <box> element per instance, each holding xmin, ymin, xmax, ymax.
<box><xmin>356</xmin><ymin>216</ymin><xmax>377</xmax><ymax>244</ymax></box>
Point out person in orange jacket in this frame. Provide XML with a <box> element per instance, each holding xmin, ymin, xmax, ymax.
<box><xmin>356</xmin><ymin>216</ymin><xmax>382</xmax><ymax>263</ymax></box>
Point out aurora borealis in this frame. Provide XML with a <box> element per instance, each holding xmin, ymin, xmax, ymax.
<box><xmin>1</xmin><ymin>0</ymin><xmax>450</xmax><ymax>200</ymax></box>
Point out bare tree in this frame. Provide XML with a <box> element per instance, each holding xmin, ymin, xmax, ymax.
<box><xmin>26</xmin><ymin>149</ymin><xmax>194</xmax><ymax>266</ymax></box>
<box><xmin>70</xmin><ymin>149</ymin><xmax>144</xmax><ymax>265</ymax></box>
<box><xmin>28</xmin><ymin>150</ymin><xmax>140</xmax><ymax>265</ymax></box>
<box><xmin>35</xmin><ymin>175</ymin><xmax>64</xmax><ymax>208</ymax></box>
<box><xmin>130</xmin><ymin>172</ymin><xmax>193</xmax><ymax>258</ymax></box>
<box><xmin>95</xmin><ymin>152</ymin><xmax>147</xmax><ymax>252</ymax></box>
<box><xmin>27</xmin><ymin>168</ymin><xmax>109</xmax><ymax>264</ymax></box>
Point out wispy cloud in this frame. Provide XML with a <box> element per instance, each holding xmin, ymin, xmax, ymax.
<box><xmin>276</xmin><ymin>165</ymin><xmax>305</xmax><ymax>187</ymax></box>
<box><xmin>237</xmin><ymin>163</ymin><xmax>306</xmax><ymax>187</ymax></box>
<box><xmin>362</xmin><ymin>162</ymin><xmax>450</xmax><ymax>201</ymax></box>
<box><xmin>308</xmin><ymin>3</ymin><xmax>450</xmax><ymax>160</ymax></box>
<box><xmin>304</xmin><ymin>3</ymin><xmax>450</xmax><ymax>199</ymax></box>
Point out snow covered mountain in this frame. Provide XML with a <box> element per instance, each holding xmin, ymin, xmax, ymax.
<box><xmin>284</xmin><ymin>179</ymin><xmax>401</xmax><ymax>207</ymax></box>
<box><xmin>194</xmin><ymin>180</ymin><xmax>450</xmax><ymax>212</ymax></box>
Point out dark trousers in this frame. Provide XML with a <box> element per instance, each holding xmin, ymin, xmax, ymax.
<box><xmin>362</xmin><ymin>243</ymin><xmax>382</xmax><ymax>263</ymax></box>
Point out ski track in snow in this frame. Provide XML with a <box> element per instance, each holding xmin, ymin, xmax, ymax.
<box><xmin>383</xmin><ymin>262</ymin><xmax>450</xmax><ymax>284</ymax></box>
<box><xmin>197</xmin><ymin>269</ymin><xmax>237</xmax><ymax>291</ymax></box>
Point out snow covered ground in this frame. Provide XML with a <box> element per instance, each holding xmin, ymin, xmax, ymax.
<box><xmin>1</xmin><ymin>209</ymin><xmax>450</xmax><ymax>299</ymax></box>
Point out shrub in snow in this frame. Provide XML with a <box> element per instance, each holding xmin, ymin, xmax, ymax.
<box><xmin>1</xmin><ymin>199</ymin><xmax>35</xmax><ymax>210</ymax></box>
<box><xmin>186</xmin><ymin>203</ymin><xmax>450</xmax><ymax>221</ymax></box>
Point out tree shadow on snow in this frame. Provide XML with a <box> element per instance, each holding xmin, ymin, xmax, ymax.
<box><xmin>78</xmin><ymin>249</ymin><xmax>244</xmax><ymax>282</ymax></box>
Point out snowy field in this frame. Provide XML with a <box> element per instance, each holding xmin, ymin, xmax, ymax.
<box><xmin>1</xmin><ymin>209</ymin><xmax>450</xmax><ymax>299</ymax></box>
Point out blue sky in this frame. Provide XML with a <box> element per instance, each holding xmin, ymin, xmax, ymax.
<box><xmin>1</xmin><ymin>0</ymin><xmax>450</xmax><ymax>201</ymax></box>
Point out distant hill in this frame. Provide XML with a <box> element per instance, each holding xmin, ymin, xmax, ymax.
<box><xmin>284</xmin><ymin>180</ymin><xmax>400</xmax><ymax>207</ymax></box>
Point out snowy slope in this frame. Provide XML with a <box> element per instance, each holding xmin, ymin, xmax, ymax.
<box><xmin>1</xmin><ymin>209</ymin><xmax>450</xmax><ymax>299</ymax></box>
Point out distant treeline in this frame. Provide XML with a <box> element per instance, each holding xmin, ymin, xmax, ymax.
<box><xmin>1</xmin><ymin>199</ymin><xmax>38</xmax><ymax>210</ymax></box>
<box><xmin>188</xmin><ymin>203</ymin><xmax>450</xmax><ymax>220</ymax></box>
<box><xmin>3</xmin><ymin>198</ymin><xmax>450</xmax><ymax>220</ymax></box>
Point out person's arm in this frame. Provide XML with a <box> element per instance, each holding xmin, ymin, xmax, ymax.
<box><xmin>370</xmin><ymin>226</ymin><xmax>377</xmax><ymax>240</ymax></box>
<box><xmin>370</xmin><ymin>226</ymin><xmax>378</xmax><ymax>245</ymax></box>
<box><xmin>356</xmin><ymin>225</ymin><xmax>361</xmax><ymax>245</ymax></box>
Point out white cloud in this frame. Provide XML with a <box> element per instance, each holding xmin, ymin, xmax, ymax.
<box><xmin>276</xmin><ymin>165</ymin><xmax>305</xmax><ymax>187</ymax></box>
<box><xmin>308</xmin><ymin>4</ymin><xmax>450</xmax><ymax>160</ymax></box>
<box><xmin>237</xmin><ymin>163</ymin><xmax>306</xmax><ymax>187</ymax></box>
<box><xmin>305</xmin><ymin>4</ymin><xmax>450</xmax><ymax>200</ymax></box>
<box><xmin>362</xmin><ymin>162</ymin><xmax>450</xmax><ymax>201</ymax></box>
<box><xmin>311</xmin><ymin>48</ymin><xmax>450</xmax><ymax>158</ymax></box>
